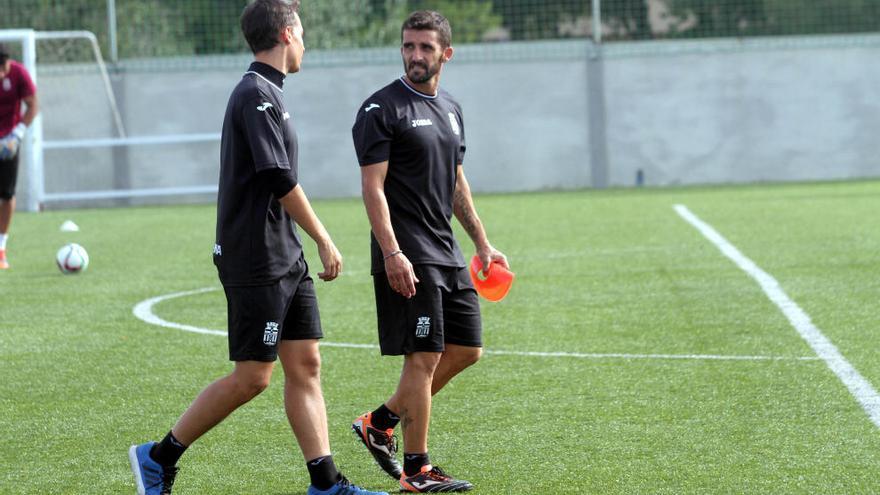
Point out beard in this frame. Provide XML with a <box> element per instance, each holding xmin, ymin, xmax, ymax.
<box><xmin>405</xmin><ymin>59</ymin><xmax>440</xmax><ymax>84</ymax></box>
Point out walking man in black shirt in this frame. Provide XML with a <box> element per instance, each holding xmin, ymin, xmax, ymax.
<box><xmin>129</xmin><ymin>2</ymin><xmax>386</xmax><ymax>495</ymax></box>
<box><xmin>351</xmin><ymin>10</ymin><xmax>509</xmax><ymax>493</ymax></box>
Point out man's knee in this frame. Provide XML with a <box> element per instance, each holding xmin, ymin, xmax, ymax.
<box><xmin>278</xmin><ymin>339</ymin><xmax>323</xmax><ymax>385</ymax></box>
<box><xmin>229</xmin><ymin>368</ymin><xmax>272</xmax><ymax>401</ymax></box>
<box><xmin>405</xmin><ymin>351</ymin><xmax>442</xmax><ymax>376</ymax></box>
<box><xmin>461</xmin><ymin>346</ymin><xmax>482</xmax><ymax>367</ymax></box>
<box><xmin>285</xmin><ymin>351</ymin><xmax>322</xmax><ymax>383</ymax></box>
<box><xmin>449</xmin><ymin>346</ymin><xmax>482</xmax><ymax>370</ymax></box>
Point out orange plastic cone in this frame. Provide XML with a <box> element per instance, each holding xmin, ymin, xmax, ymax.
<box><xmin>469</xmin><ymin>255</ymin><xmax>514</xmax><ymax>302</ymax></box>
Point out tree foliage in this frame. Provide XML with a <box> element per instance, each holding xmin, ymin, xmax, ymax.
<box><xmin>488</xmin><ymin>1</ymin><xmax>652</xmax><ymax>41</ymax></box>
<box><xmin>409</xmin><ymin>0</ymin><xmax>504</xmax><ymax>43</ymax></box>
<box><xmin>2</xmin><ymin>0</ymin><xmax>879</xmax><ymax>61</ymax></box>
<box><xmin>118</xmin><ymin>0</ymin><xmax>194</xmax><ymax>58</ymax></box>
<box><xmin>666</xmin><ymin>0</ymin><xmax>880</xmax><ymax>38</ymax></box>
<box><xmin>300</xmin><ymin>0</ymin><xmax>409</xmax><ymax>49</ymax></box>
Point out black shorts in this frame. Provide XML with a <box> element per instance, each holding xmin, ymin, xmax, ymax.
<box><xmin>0</xmin><ymin>154</ymin><xmax>19</xmax><ymax>200</ymax></box>
<box><xmin>223</xmin><ymin>257</ymin><xmax>322</xmax><ymax>362</ymax></box>
<box><xmin>373</xmin><ymin>264</ymin><xmax>482</xmax><ymax>356</ymax></box>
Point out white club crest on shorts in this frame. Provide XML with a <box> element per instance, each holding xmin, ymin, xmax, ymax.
<box><xmin>447</xmin><ymin>113</ymin><xmax>460</xmax><ymax>136</ymax></box>
<box><xmin>263</xmin><ymin>321</ymin><xmax>280</xmax><ymax>346</ymax></box>
<box><xmin>415</xmin><ymin>316</ymin><xmax>431</xmax><ymax>338</ymax></box>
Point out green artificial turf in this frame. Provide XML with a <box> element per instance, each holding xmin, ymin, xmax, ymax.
<box><xmin>2</xmin><ymin>180</ymin><xmax>879</xmax><ymax>493</ymax></box>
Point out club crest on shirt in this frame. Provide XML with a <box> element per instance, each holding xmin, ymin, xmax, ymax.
<box><xmin>263</xmin><ymin>321</ymin><xmax>280</xmax><ymax>346</ymax></box>
<box><xmin>2</xmin><ymin>78</ymin><xmax>10</xmax><ymax>92</ymax></box>
<box><xmin>415</xmin><ymin>316</ymin><xmax>431</xmax><ymax>338</ymax></box>
<box><xmin>447</xmin><ymin>113</ymin><xmax>460</xmax><ymax>136</ymax></box>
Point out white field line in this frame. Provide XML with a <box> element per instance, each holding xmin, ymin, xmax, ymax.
<box><xmin>674</xmin><ymin>204</ymin><xmax>880</xmax><ymax>429</ymax></box>
<box><xmin>132</xmin><ymin>287</ymin><xmax>225</xmax><ymax>336</ymax></box>
<box><xmin>485</xmin><ymin>349</ymin><xmax>816</xmax><ymax>361</ymax></box>
<box><xmin>132</xmin><ymin>287</ymin><xmax>817</xmax><ymax>362</ymax></box>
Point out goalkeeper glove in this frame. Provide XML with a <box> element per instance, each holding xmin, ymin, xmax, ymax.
<box><xmin>0</xmin><ymin>123</ymin><xmax>26</xmax><ymax>160</ymax></box>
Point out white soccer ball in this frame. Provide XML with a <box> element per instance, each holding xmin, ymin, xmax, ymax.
<box><xmin>56</xmin><ymin>243</ymin><xmax>89</xmax><ymax>274</ymax></box>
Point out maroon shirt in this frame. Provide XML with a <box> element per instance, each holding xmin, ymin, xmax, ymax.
<box><xmin>0</xmin><ymin>60</ymin><xmax>36</xmax><ymax>136</ymax></box>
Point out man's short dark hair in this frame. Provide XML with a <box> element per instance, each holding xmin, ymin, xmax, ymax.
<box><xmin>0</xmin><ymin>44</ymin><xmax>9</xmax><ymax>65</ymax></box>
<box><xmin>240</xmin><ymin>0</ymin><xmax>301</xmax><ymax>54</ymax></box>
<box><xmin>401</xmin><ymin>10</ymin><xmax>452</xmax><ymax>48</ymax></box>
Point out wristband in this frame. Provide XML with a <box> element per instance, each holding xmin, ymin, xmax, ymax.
<box><xmin>12</xmin><ymin>123</ymin><xmax>26</xmax><ymax>140</ymax></box>
<box><xmin>383</xmin><ymin>249</ymin><xmax>402</xmax><ymax>261</ymax></box>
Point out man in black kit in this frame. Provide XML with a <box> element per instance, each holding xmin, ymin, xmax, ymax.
<box><xmin>129</xmin><ymin>2</ymin><xmax>386</xmax><ymax>495</ymax></box>
<box><xmin>351</xmin><ymin>10</ymin><xmax>509</xmax><ymax>494</ymax></box>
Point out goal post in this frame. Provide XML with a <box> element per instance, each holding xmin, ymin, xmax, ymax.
<box><xmin>0</xmin><ymin>29</ymin><xmax>44</xmax><ymax>212</ymax></box>
<box><xmin>6</xmin><ymin>28</ymin><xmax>221</xmax><ymax>211</ymax></box>
<box><xmin>1</xmin><ymin>28</ymin><xmax>129</xmax><ymax>211</ymax></box>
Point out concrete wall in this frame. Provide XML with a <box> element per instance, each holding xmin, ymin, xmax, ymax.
<box><xmin>604</xmin><ymin>40</ymin><xmax>880</xmax><ymax>186</ymax></box>
<box><xmin>20</xmin><ymin>35</ymin><xmax>880</xmax><ymax>209</ymax></box>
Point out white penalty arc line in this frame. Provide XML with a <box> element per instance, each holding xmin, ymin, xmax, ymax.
<box><xmin>132</xmin><ymin>287</ymin><xmax>226</xmax><ymax>336</ymax></box>
<box><xmin>674</xmin><ymin>204</ymin><xmax>880</xmax><ymax>429</ymax></box>
<box><xmin>132</xmin><ymin>287</ymin><xmax>817</xmax><ymax>363</ymax></box>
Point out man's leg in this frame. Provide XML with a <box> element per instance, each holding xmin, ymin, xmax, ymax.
<box><xmin>0</xmin><ymin>153</ymin><xmax>19</xmax><ymax>242</ymax></box>
<box><xmin>0</xmin><ymin>196</ymin><xmax>14</xmax><ymax>234</ymax></box>
<box><xmin>431</xmin><ymin>269</ymin><xmax>484</xmax><ymax>397</ymax></box>
<box><xmin>0</xmin><ymin>197</ymin><xmax>11</xmax><ymax>269</ymax></box>
<box><xmin>171</xmin><ymin>360</ymin><xmax>275</xmax><ymax>445</ymax></box>
<box><xmin>390</xmin><ymin>351</ymin><xmax>474</xmax><ymax>493</ymax></box>
<box><xmin>386</xmin><ymin>351</ymin><xmax>441</xmax><ymax>455</ymax></box>
<box><xmin>356</xmin><ymin>267</ymin><xmax>472</xmax><ymax>491</ymax></box>
<box><xmin>129</xmin><ymin>360</ymin><xmax>274</xmax><ymax>494</ymax></box>
<box><xmin>280</xmin><ymin>339</ymin><xmax>387</xmax><ymax>495</ymax></box>
<box><xmin>392</xmin><ymin>270</ymin><xmax>479</xmax><ymax>492</ymax></box>
<box><xmin>276</xmin><ymin>270</ymin><xmax>342</xmax><ymax>489</ymax></box>
<box><xmin>278</xmin><ymin>339</ymin><xmax>329</xmax><ymax>460</ymax></box>
<box><xmin>430</xmin><ymin>344</ymin><xmax>482</xmax><ymax>396</ymax></box>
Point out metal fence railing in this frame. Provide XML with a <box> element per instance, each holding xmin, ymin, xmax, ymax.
<box><xmin>1</xmin><ymin>0</ymin><xmax>878</xmax><ymax>65</ymax></box>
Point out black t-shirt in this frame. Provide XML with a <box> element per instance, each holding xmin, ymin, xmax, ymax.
<box><xmin>214</xmin><ymin>62</ymin><xmax>301</xmax><ymax>286</ymax></box>
<box><xmin>352</xmin><ymin>77</ymin><xmax>467</xmax><ymax>274</ymax></box>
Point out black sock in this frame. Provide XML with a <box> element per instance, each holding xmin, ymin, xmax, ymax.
<box><xmin>150</xmin><ymin>431</ymin><xmax>188</xmax><ymax>467</ymax></box>
<box><xmin>403</xmin><ymin>452</ymin><xmax>430</xmax><ymax>477</ymax></box>
<box><xmin>307</xmin><ymin>455</ymin><xmax>341</xmax><ymax>491</ymax></box>
<box><xmin>371</xmin><ymin>403</ymin><xmax>400</xmax><ymax>431</ymax></box>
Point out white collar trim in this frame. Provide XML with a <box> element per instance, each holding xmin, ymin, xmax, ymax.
<box><xmin>245</xmin><ymin>71</ymin><xmax>284</xmax><ymax>93</ymax></box>
<box><xmin>398</xmin><ymin>76</ymin><xmax>438</xmax><ymax>99</ymax></box>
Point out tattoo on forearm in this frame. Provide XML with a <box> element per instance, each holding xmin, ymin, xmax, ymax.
<box><xmin>454</xmin><ymin>188</ymin><xmax>481</xmax><ymax>240</ymax></box>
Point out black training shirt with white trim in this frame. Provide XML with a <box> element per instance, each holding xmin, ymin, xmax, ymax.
<box><xmin>215</xmin><ymin>61</ymin><xmax>301</xmax><ymax>286</ymax></box>
<box><xmin>352</xmin><ymin>77</ymin><xmax>467</xmax><ymax>275</ymax></box>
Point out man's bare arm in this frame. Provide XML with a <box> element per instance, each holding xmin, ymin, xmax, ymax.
<box><xmin>278</xmin><ymin>184</ymin><xmax>342</xmax><ymax>281</ymax></box>
<box><xmin>453</xmin><ymin>165</ymin><xmax>508</xmax><ymax>272</ymax></box>
<box><xmin>362</xmin><ymin>161</ymin><xmax>419</xmax><ymax>298</ymax></box>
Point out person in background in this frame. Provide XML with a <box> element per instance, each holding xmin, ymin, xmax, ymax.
<box><xmin>0</xmin><ymin>43</ymin><xmax>39</xmax><ymax>270</ymax></box>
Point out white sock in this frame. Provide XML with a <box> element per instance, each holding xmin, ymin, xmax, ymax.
<box><xmin>0</xmin><ymin>234</ymin><xmax>7</xmax><ymax>250</ymax></box>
